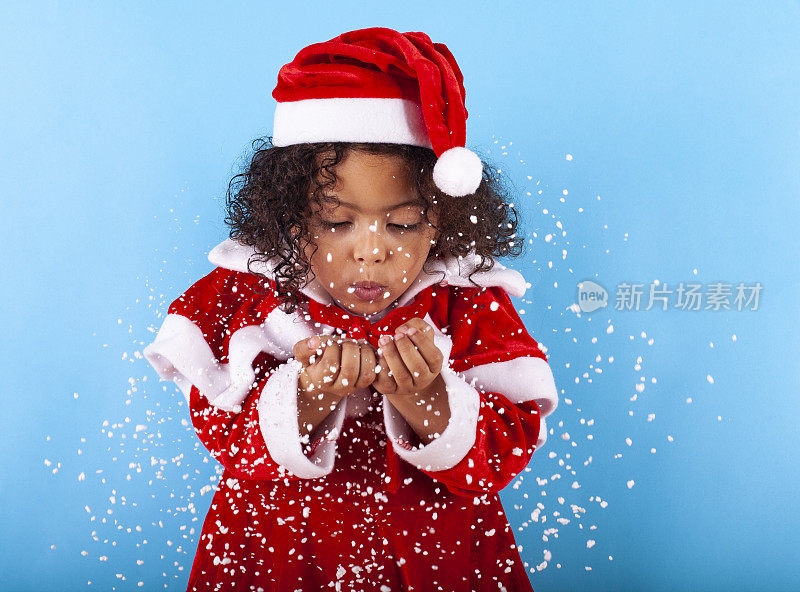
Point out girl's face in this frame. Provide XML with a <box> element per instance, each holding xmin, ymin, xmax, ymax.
<box><xmin>302</xmin><ymin>149</ymin><xmax>440</xmax><ymax>317</ymax></box>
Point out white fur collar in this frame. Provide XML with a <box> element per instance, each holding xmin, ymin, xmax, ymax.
<box><xmin>208</xmin><ymin>238</ymin><xmax>528</xmax><ymax>319</ymax></box>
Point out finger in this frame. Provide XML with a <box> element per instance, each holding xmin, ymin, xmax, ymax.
<box><xmin>294</xmin><ymin>335</ymin><xmax>323</xmax><ymax>366</ymax></box>
<box><xmin>396</xmin><ymin>319</ymin><xmax>440</xmax><ymax>371</ymax></box>
<box><xmin>378</xmin><ymin>335</ymin><xmax>413</xmax><ymax>387</ymax></box>
<box><xmin>405</xmin><ymin>329</ymin><xmax>444</xmax><ymax>373</ymax></box>
<box><xmin>333</xmin><ymin>341</ymin><xmax>361</xmax><ymax>392</ymax></box>
<box><xmin>373</xmin><ymin>338</ymin><xmax>396</xmax><ymax>393</ymax></box>
<box><xmin>314</xmin><ymin>341</ymin><xmax>342</xmax><ymax>387</ymax></box>
<box><xmin>392</xmin><ymin>331</ymin><xmax>429</xmax><ymax>384</ymax></box>
<box><xmin>308</xmin><ymin>334</ymin><xmax>342</xmax><ymax>366</ymax></box>
<box><xmin>395</xmin><ymin>317</ymin><xmax>430</xmax><ymax>335</ymax></box>
<box><xmin>373</xmin><ymin>352</ymin><xmax>398</xmax><ymax>394</ymax></box>
<box><xmin>355</xmin><ymin>344</ymin><xmax>377</xmax><ymax>390</ymax></box>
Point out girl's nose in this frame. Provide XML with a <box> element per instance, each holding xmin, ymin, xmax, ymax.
<box><xmin>353</xmin><ymin>219</ymin><xmax>387</xmax><ymax>263</ymax></box>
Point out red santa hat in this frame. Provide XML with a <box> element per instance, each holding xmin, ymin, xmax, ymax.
<box><xmin>270</xmin><ymin>27</ymin><xmax>483</xmax><ymax>198</ymax></box>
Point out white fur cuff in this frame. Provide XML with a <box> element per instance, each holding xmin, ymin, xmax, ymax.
<box><xmin>459</xmin><ymin>356</ymin><xmax>558</xmax><ymax>416</ymax></box>
<box><xmin>383</xmin><ymin>366</ymin><xmax>480</xmax><ymax>472</ymax></box>
<box><xmin>459</xmin><ymin>356</ymin><xmax>557</xmax><ymax>449</ymax></box>
<box><xmin>143</xmin><ymin>314</ymin><xmax>231</xmax><ymax>405</ymax></box>
<box><xmin>258</xmin><ymin>358</ymin><xmax>347</xmax><ymax>479</ymax></box>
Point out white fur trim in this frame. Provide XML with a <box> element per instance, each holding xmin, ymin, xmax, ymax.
<box><xmin>144</xmin><ymin>305</ymin><xmax>321</xmax><ymax>413</ymax></box>
<box><xmin>207</xmin><ymin>238</ymin><xmax>259</xmax><ymax>274</ymax></box>
<box><xmin>272</xmin><ymin>98</ymin><xmax>433</xmax><ymax>149</ymax></box>
<box><xmin>460</xmin><ymin>357</ymin><xmax>558</xmax><ymax>416</ymax></box>
<box><xmin>432</xmin><ymin>147</ymin><xmax>483</xmax><ymax>197</ymax></box>
<box><xmin>210</xmin><ymin>324</ymin><xmax>281</xmax><ymax>412</ymax></box>
<box><xmin>258</xmin><ymin>358</ymin><xmax>347</xmax><ymax>478</ymax></box>
<box><xmin>425</xmin><ymin>251</ymin><xmax>528</xmax><ymax>298</ymax></box>
<box><xmin>143</xmin><ymin>314</ymin><xmax>231</xmax><ymax>405</ymax></box>
<box><xmin>208</xmin><ymin>239</ymin><xmax>337</xmax><ymax>307</ymax></box>
<box><xmin>425</xmin><ymin>313</ymin><xmax>454</xmax><ymax>361</ymax></box>
<box><xmin>383</xmin><ymin>365</ymin><xmax>480</xmax><ymax>472</ymax></box>
<box><xmin>460</xmin><ymin>356</ymin><xmax>558</xmax><ymax>449</ymax></box>
<box><xmin>538</xmin><ymin>417</ymin><xmax>549</xmax><ymax>448</ymax></box>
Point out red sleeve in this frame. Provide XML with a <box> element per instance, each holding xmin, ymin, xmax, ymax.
<box><xmin>417</xmin><ymin>395</ymin><xmax>542</xmax><ymax>497</ymax></box>
<box><xmin>188</xmin><ymin>364</ymin><xmax>336</xmax><ymax>482</ymax></box>
<box><xmin>446</xmin><ymin>285</ymin><xmax>548</xmax><ymax>371</ymax></box>
<box><xmin>144</xmin><ymin>267</ymin><xmax>346</xmax><ymax>482</ymax></box>
<box><xmin>384</xmin><ymin>285</ymin><xmax>558</xmax><ymax>497</ymax></box>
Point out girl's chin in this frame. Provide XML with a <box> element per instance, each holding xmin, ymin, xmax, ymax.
<box><xmin>349</xmin><ymin>299</ymin><xmax>387</xmax><ymax>312</ymax></box>
<box><xmin>339</xmin><ymin>294</ymin><xmax>392</xmax><ymax>314</ymax></box>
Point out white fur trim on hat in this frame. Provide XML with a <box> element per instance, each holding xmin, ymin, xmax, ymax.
<box><xmin>432</xmin><ymin>147</ymin><xmax>483</xmax><ymax>197</ymax></box>
<box><xmin>272</xmin><ymin>98</ymin><xmax>434</xmax><ymax>149</ymax></box>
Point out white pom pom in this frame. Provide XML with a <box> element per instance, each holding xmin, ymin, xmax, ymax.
<box><xmin>432</xmin><ymin>147</ymin><xmax>483</xmax><ymax>197</ymax></box>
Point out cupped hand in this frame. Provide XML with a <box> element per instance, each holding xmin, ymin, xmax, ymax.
<box><xmin>372</xmin><ymin>317</ymin><xmax>444</xmax><ymax>397</ymax></box>
<box><xmin>293</xmin><ymin>334</ymin><xmax>378</xmax><ymax>401</ymax></box>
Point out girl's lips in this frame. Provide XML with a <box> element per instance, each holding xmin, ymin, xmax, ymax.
<box><xmin>352</xmin><ymin>284</ymin><xmax>387</xmax><ymax>301</ymax></box>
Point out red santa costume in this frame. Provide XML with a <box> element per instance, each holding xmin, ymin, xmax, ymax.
<box><xmin>143</xmin><ymin>27</ymin><xmax>559</xmax><ymax>592</ymax></box>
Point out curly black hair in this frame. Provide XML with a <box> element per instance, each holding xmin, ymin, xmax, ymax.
<box><xmin>224</xmin><ymin>137</ymin><xmax>525</xmax><ymax>314</ymax></box>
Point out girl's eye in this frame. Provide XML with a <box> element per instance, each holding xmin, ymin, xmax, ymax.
<box><xmin>319</xmin><ymin>221</ymin><xmax>420</xmax><ymax>231</ymax></box>
<box><xmin>389</xmin><ymin>223</ymin><xmax>420</xmax><ymax>232</ymax></box>
<box><xmin>320</xmin><ymin>221</ymin><xmax>350</xmax><ymax>229</ymax></box>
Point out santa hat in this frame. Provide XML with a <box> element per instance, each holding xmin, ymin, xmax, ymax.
<box><xmin>270</xmin><ymin>27</ymin><xmax>483</xmax><ymax>198</ymax></box>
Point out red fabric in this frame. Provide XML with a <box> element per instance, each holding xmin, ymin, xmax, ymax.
<box><xmin>446</xmin><ymin>285</ymin><xmax>549</xmax><ymax>372</ymax></box>
<box><xmin>188</xmin><ymin>406</ymin><xmax>535</xmax><ymax>591</ymax></box>
<box><xmin>403</xmin><ymin>285</ymin><xmax>546</xmax><ymax>497</ymax></box>
<box><xmin>272</xmin><ymin>27</ymin><xmax>468</xmax><ymax>157</ymax></box>
<box><xmin>167</xmin><ymin>267</ymin><xmax>278</xmax><ymax>365</ymax></box>
<box><xmin>161</xmin><ymin>267</ymin><xmax>547</xmax><ymax>591</ymax></box>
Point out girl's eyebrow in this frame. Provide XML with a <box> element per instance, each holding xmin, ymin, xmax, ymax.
<box><xmin>320</xmin><ymin>195</ymin><xmax>423</xmax><ymax>213</ymax></box>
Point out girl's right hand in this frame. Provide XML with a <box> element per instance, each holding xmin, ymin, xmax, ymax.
<box><xmin>293</xmin><ymin>334</ymin><xmax>378</xmax><ymax>401</ymax></box>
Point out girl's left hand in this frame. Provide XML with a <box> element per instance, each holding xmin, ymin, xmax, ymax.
<box><xmin>372</xmin><ymin>317</ymin><xmax>444</xmax><ymax>397</ymax></box>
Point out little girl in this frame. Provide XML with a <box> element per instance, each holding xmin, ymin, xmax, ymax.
<box><xmin>145</xmin><ymin>27</ymin><xmax>558</xmax><ymax>592</ymax></box>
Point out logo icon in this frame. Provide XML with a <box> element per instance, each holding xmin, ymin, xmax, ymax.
<box><xmin>577</xmin><ymin>280</ymin><xmax>608</xmax><ymax>313</ymax></box>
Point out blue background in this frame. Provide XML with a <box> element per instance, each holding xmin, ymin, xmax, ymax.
<box><xmin>2</xmin><ymin>1</ymin><xmax>798</xmax><ymax>590</ymax></box>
